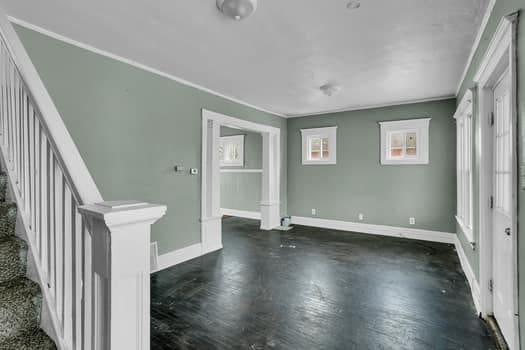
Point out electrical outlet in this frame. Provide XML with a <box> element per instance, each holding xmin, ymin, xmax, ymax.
<box><xmin>358</xmin><ymin>213</ymin><xmax>364</xmax><ymax>221</ymax></box>
<box><xmin>311</xmin><ymin>208</ymin><xmax>317</xmax><ymax>216</ymax></box>
<box><xmin>409</xmin><ymin>217</ymin><xmax>416</xmax><ymax>225</ymax></box>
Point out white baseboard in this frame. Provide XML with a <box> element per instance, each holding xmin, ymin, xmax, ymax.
<box><xmin>454</xmin><ymin>236</ymin><xmax>481</xmax><ymax>314</ymax></box>
<box><xmin>152</xmin><ymin>243</ymin><xmax>204</xmax><ymax>273</ymax></box>
<box><xmin>221</xmin><ymin>208</ymin><xmax>261</xmax><ymax>220</ymax></box>
<box><xmin>290</xmin><ymin>216</ymin><xmax>456</xmax><ymax>244</ymax></box>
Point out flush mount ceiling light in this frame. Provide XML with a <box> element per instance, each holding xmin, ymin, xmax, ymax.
<box><xmin>347</xmin><ymin>0</ymin><xmax>361</xmax><ymax>9</ymax></box>
<box><xmin>320</xmin><ymin>83</ymin><xmax>341</xmax><ymax>97</ymax></box>
<box><xmin>217</xmin><ymin>0</ymin><xmax>257</xmax><ymax>21</ymax></box>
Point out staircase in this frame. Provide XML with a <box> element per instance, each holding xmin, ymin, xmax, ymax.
<box><xmin>0</xmin><ymin>172</ymin><xmax>56</xmax><ymax>349</ymax></box>
<box><xmin>0</xmin><ymin>5</ymin><xmax>166</xmax><ymax>349</ymax></box>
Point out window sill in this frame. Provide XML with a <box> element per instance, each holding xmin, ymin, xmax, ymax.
<box><xmin>455</xmin><ymin>215</ymin><xmax>474</xmax><ymax>247</ymax></box>
<box><xmin>381</xmin><ymin>159</ymin><xmax>429</xmax><ymax>165</ymax></box>
<box><xmin>221</xmin><ymin>163</ymin><xmax>244</xmax><ymax>167</ymax></box>
<box><xmin>302</xmin><ymin>160</ymin><xmax>336</xmax><ymax>165</ymax></box>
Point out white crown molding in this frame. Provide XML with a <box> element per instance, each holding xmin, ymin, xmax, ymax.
<box><xmin>454</xmin><ymin>236</ymin><xmax>481</xmax><ymax>314</ymax></box>
<box><xmin>287</xmin><ymin>95</ymin><xmax>455</xmax><ymax>118</ymax></box>
<box><xmin>453</xmin><ymin>88</ymin><xmax>473</xmax><ymax>120</ymax></box>
<box><xmin>10</xmin><ymin>17</ymin><xmax>463</xmax><ymax>119</ymax></box>
<box><xmin>455</xmin><ymin>0</ymin><xmax>497</xmax><ymax>96</ymax></box>
<box><xmin>473</xmin><ymin>12</ymin><xmax>518</xmax><ymax>84</ymax></box>
<box><xmin>221</xmin><ymin>208</ymin><xmax>261</xmax><ymax>220</ymax></box>
<box><xmin>291</xmin><ymin>216</ymin><xmax>456</xmax><ymax>244</ymax></box>
<box><xmin>8</xmin><ymin>16</ymin><xmax>287</xmax><ymax>119</ymax></box>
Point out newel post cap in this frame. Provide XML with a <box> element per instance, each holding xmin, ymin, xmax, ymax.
<box><xmin>79</xmin><ymin>200</ymin><xmax>167</xmax><ymax>228</ymax></box>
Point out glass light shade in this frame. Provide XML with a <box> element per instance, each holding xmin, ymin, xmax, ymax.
<box><xmin>217</xmin><ymin>0</ymin><xmax>257</xmax><ymax>20</ymax></box>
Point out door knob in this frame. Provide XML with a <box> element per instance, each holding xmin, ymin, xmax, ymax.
<box><xmin>505</xmin><ymin>227</ymin><xmax>511</xmax><ymax>236</ymax></box>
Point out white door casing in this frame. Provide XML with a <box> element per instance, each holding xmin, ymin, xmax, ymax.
<box><xmin>491</xmin><ymin>70</ymin><xmax>515</xmax><ymax>347</ymax></box>
<box><xmin>473</xmin><ymin>13</ymin><xmax>519</xmax><ymax>350</ymax></box>
<box><xmin>201</xmin><ymin>109</ymin><xmax>281</xmax><ymax>254</ymax></box>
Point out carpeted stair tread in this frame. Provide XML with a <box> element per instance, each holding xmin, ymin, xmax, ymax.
<box><xmin>0</xmin><ymin>277</ymin><xmax>42</xmax><ymax>342</ymax></box>
<box><xmin>0</xmin><ymin>172</ymin><xmax>55</xmax><ymax>347</ymax></box>
<box><xmin>0</xmin><ymin>172</ymin><xmax>7</xmax><ymax>203</ymax></box>
<box><xmin>0</xmin><ymin>202</ymin><xmax>16</xmax><ymax>239</ymax></box>
<box><xmin>0</xmin><ymin>236</ymin><xmax>27</xmax><ymax>284</ymax></box>
<box><xmin>0</xmin><ymin>328</ymin><xmax>56</xmax><ymax>350</ymax></box>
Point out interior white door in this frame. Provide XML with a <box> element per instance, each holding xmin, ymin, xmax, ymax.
<box><xmin>491</xmin><ymin>69</ymin><xmax>515</xmax><ymax>349</ymax></box>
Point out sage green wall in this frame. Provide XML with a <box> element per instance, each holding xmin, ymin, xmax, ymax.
<box><xmin>221</xmin><ymin>174</ymin><xmax>261</xmax><ymax>212</ymax></box>
<box><xmin>220</xmin><ymin>126</ymin><xmax>262</xmax><ymax>212</ymax></box>
<box><xmin>14</xmin><ymin>25</ymin><xmax>287</xmax><ymax>255</ymax></box>
<box><xmin>456</xmin><ymin>2</ymin><xmax>524</xmax><ymax>347</ymax></box>
<box><xmin>287</xmin><ymin>99</ymin><xmax>457</xmax><ymax>233</ymax></box>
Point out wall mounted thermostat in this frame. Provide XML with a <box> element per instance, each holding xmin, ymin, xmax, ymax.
<box><xmin>190</xmin><ymin>168</ymin><xmax>199</xmax><ymax>175</ymax></box>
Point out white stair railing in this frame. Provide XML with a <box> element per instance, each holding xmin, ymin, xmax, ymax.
<box><xmin>0</xmin><ymin>8</ymin><xmax>165</xmax><ymax>350</ymax></box>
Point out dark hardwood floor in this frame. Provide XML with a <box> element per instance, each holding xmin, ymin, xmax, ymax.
<box><xmin>151</xmin><ymin>217</ymin><xmax>496</xmax><ymax>350</ymax></box>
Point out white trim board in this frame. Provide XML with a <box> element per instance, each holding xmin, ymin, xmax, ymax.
<box><xmin>221</xmin><ymin>208</ymin><xmax>261</xmax><ymax>220</ymax></box>
<box><xmin>456</xmin><ymin>0</ymin><xmax>497</xmax><ymax>96</ymax></box>
<box><xmin>8</xmin><ymin>16</ymin><xmax>286</xmax><ymax>119</ymax></box>
<box><xmin>287</xmin><ymin>95</ymin><xmax>454</xmax><ymax>118</ymax></box>
<box><xmin>472</xmin><ymin>13</ymin><xmax>520</xmax><ymax>350</ymax></box>
<box><xmin>152</xmin><ymin>243</ymin><xmax>206</xmax><ymax>273</ymax></box>
<box><xmin>291</xmin><ymin>216</ymin><xmax>456</xmax><ymax>244</ymax></box>
<box><xmin>220</xmin><ymin>169</ymin><xmax>263</xmax><ymax>173</ymax></box>
<box><xmin>454</xmin><ymin>236</ymin><xmax>482</xmax><ymax>314</ymax></box>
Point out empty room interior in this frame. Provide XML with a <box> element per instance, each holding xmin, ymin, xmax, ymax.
<box><xmin>0</xmin><ymin>0</ymin><xmax>523</xmax><ymax>349</ymax></box>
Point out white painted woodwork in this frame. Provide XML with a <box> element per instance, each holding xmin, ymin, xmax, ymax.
<box><xmin>0</xmin><ymin>5</ymin><xmax>167</xmax><ymax>349</ymax></box>
<box><xmin>379</xmin><ymin>118</ymin><xmax>431</xmax><ymax>165</ymax></box>
<box><xmin>291</xmin><ymin>216</ymin><xmax>455</xmax><ymax>244</ymax></box>
<box><xmin>300</xmin><ymin>126</ymin><xmax>337</xmax><ymax>165</ymax></box>
<box><xmin>79</xmin><ymin>201</ymin><xmax>166</xmax><ymax>350</ymax></box>
<box><xmin>473</xmin><ymin>13</ymin><xmax>519</xmax><ymax>350</ymax></box>
<box><xmin>202</xmin><ymin>109</ymin><xmax>281</xmax><ymax>250</ymax></box>
<box><xmin>220</xmin><ymin>208</ymin><xmax>261</xmax><ymax>220</ymax></box>
<box><xmin>454</xmin><ymin>90</ymin><xmax>474</xmax><ymax>243</ymax></box>
<box><xmin>454</xmin><ymin>235</ymin><xmax>481</xmax><ymax>314</ymax></box>
<box><xmin>491</xmin><ymin>69</ymin><xmax>515</xmax><ymax>349</ymax></box>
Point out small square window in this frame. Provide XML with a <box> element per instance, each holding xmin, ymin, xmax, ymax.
<box><xmin>219</xmin><ymin>135</ymin><xmax>244</xmax><ymax>167</ymax></box>
<box><xmin>301</xmin><ymin>126</ymin><xmax>337</xmax><ymax>165</ymax></box>
<box><xmin>379</xmin><ymin>118</ymin><xmax>430</xmax><ymax>165</ymax></box>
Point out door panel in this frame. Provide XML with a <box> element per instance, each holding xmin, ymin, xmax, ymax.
<box><xmin>492</xmin><ymin>69</ymin><xmax>514</xmax><ymax>349</ymax></box>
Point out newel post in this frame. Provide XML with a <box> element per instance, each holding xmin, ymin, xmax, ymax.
<box><xmin>79</xmin><ymin>201</ymin><xmax>167</xmax><ymax>350</ymax></box>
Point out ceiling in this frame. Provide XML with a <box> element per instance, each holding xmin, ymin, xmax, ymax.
<box><xmin>0</xmin><ymin>0</ymin><xmax>489</xmax><ymax>117</ymax></box>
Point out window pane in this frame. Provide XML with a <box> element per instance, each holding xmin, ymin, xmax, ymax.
<box><xmin>390</xmin><ymin>133</ymin><xmax>403</xmax><ymax>148</ymax></box>
<box><xmin>321</xmin><ymin>137</ymin><xmax>329</xmax><ymax>159</ymax></box>
<box><xmin>406</xmin><ymin>132</ymin><xmax>416</xmax><ymax>148</ymax></box>
<box><xmin>310</xmin><ymin>137</ymin><xmax>321</xmax><ymax>151</ymax></box>
<box><xmin>310</xmin><ymin>137</ymin><xmax>322</xmax><ymax>160</ymax></box>
<box><xmin>224</xmin><ymin>143</ymin><xmax>239</xmax><ymax>161</ymax></box>
<box><xmin>406</xmin><ymin>147</ymin><xmax>417</xmax><ymax>156</ymax></box>
<box><xmin>390</xmin><ymin>147</ymin><xmax>402</xmax><ymax>157</ymax></box>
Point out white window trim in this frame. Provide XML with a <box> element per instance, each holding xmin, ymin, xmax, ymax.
<box><xmin>454</xmin><ymin>89</ymin><xmax>474</xmax><ymax>244</ymax></box>
<box><xmin>301</xmin><ymin>126</ymin><xmax>337</xmax><ymax>165</ymax></box>
<box><xmin>379</xmin><ymin>118</ymin><xmax>431</xmax><ymax>165</ymax></box>
<box><xmin>219</xmin><ymin>134</ymin><xmax>244</xmax><ymax>167</ymax></box>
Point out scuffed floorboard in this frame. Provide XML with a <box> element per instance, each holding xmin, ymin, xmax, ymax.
<box><xmin>151</xmin><ymin>217</ymin><xmax>496</xmax><ymax>350</ymax></box>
